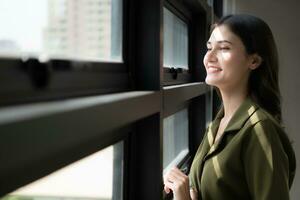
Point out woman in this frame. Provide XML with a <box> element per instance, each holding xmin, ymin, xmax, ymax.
<box><xmin>163</xmin><ymin>14</ymin><xmax>296</xmax><ymax>200</ymax></box>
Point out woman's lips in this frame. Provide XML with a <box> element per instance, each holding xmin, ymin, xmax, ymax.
<box><xmin>207</xmin><ymin>66</ymin><xmax>222</xmax><ymax>73</ymax></box>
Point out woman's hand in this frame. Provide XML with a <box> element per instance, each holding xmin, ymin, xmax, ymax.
<box><xmin>163</xmin><ymin>167</ymin><xmax>197</xmax><ymax>200</ymax></box>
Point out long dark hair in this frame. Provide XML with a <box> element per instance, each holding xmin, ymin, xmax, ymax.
<box><xmin>214</xmin><ymin>14</ymin><xmax>282</xmax><ymax>123</ymax></box>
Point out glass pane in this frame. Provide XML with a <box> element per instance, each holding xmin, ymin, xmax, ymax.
<box><xmin>163</xmin><ymin>109</ymin><xmax>189</xmax><ymax>170</ymax></box>
<box><xmin>163</xmin><ymin>8</ymin><xmax>188</xmax><ymax>70</ymax></box>
<box><xmin>0</xmin><ymin>0</ymin><xmax>123</xmax><ymax>62</ymax></box>
<box><xmin>3</xmin><ymin>141</ymin><xmax>123</xmax><ymax>200</ymax></box>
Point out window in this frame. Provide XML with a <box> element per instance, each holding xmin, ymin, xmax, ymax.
<box><xmin>0</xmin><ymin>0</ymin><xmax>122</xmax><ymax>61</ymax></box>
<box><xmin>0</xmin><ymin>0</ymin><xmax>127</xmax><ymax>106</ymax></box>
<box><xmin>163</xmin><ymin>108</ymin><xmax>189</xmax><ymax>173</ymax></box>
<box><xmin>163</xmin><ymin>5</ymin><xmax>191</xmax><ymax>85</ymax></box>
<box><xmin>163</xmin><ymin>8</ymin><xmax>188</xmax><ymax>70</ymax></box>
<box><xmin>3</xmin><ymin>141</ymin><xmax>123</xmax><ymax>200</ymax></box>
<box><xmin>162</xmin><ymin>3</ymin><xmax>211</xmax><ymax>199</ymax></box>
<box><xmin>0</xmin><ymin>0</ymin><xmax>212</xmax><ymax>199</ymax></box>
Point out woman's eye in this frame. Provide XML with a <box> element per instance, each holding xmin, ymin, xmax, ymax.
<box><xmin>220</xmin><ymin>47</ymin><xmax>230</xmax><ymax>50</ymax></box>
<box><xmin>206</xmin><ymin>47</ymin><xmax>230</xmax><ymax>51</ymax></box>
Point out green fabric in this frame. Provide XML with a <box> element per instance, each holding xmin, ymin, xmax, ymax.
<box><xmin>189</xmin><ymin>97</ymin><xmax>296</xmax><ymax>200</ymax></box>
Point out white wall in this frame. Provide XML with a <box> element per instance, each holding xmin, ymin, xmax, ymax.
<box><xmin>223</xmin><ymin>0</ymin><xmax>300</xmax><ymax>199</ymax></box>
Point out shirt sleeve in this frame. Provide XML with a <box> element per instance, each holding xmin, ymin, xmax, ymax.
<box><xmin>242</xmin><ymin>119</ymin><xmax>290</xmax><ymax>200</ymax></box>
<box><xmin>189</xmin><ymin>127</ymin><xmax>210</xmax><ymax>194</ymax></box>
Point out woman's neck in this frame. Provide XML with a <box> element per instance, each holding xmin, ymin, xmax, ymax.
<box><xmin>219</xmin><ymin>86</ymin><xmax>248</xmax><ymax>121</ymax></box>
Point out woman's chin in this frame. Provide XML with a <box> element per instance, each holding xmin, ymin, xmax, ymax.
<box><xmin>205</xmin><ymin>77</ymin><xmax>219</xmax><ymax>86</ymax></box>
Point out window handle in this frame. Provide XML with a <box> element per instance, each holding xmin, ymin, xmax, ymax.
<box><xmin>24</xmin><ymin>58</ymin><xmax>51</xmax><ymax>89</ymax></box>
<box><xmin>169</xmin><ymin>67</ymin><xmax>183</xmax><ymax>80</ymax></box>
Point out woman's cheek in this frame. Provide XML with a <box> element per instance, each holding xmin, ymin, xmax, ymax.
<box><xmin>203</xmin><ymin>54</ymin><xmax>208</xmax><ymax>66</ymax></box>
<box><xmin>220</xmin><ymin>52</ymin><xmax>232</xmax><ymax>61</ymax></box>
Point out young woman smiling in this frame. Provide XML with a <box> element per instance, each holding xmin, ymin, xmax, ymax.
<box><xmin>164</xmin><ymin>14</ymin><xmax>296</xmax><ymax>200</ymax></box>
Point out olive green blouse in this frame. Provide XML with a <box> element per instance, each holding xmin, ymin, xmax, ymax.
<box><xmin>189</xmin><ymin>98</ymin><xmax>296</xmax><ymax>200</ymax></box>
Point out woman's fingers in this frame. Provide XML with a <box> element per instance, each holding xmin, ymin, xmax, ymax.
<box><xmin>164</xmin><ymin>185</ymin><xmax>171</xmax><ymax>194</ymax></box>
<box><xmin>164</xmin><ymin>173</ymin><xmax>178</xmax><ymax>193</ymax></box>
<box><xmin>190</xmin><ymin>188</ymin><xmax>198</xmax><ymax>200</ymax></box>
<box><xmin>166</xmin><ymin>167</ymin><xmax>187</xmax><ymax>182</ymax></box>
<box><xmin>170</xmin><ymin>167</ymin><xmax>189</xmax><ymax>189</ymax></box>
<box><xmin>163</xmin><ymin>170</ymin><xmax>174</xmax><ymax>193</ymax></box>
<box><xmin>166</xmin><ymin>170</ymin><xmax>183</xmax><ymax>182</ymax></box>
<box><xmin>163</xmin><ymin>166</ymin><xmax>190</xmax><ymax>197</ymax></box>
<box><xmin>164</xmin><ymin>167</ymin><xmax>197</xmax><ymax>200</ymax></box>
<box><xmin>164</xmin><ymin>181</ymin><xmax>174</xmax><ymax>193</ymax></box>
<box><xmin>170</xmin><ymin>167</ymin><xmax>188</xmax><ymax>179</ymax></box>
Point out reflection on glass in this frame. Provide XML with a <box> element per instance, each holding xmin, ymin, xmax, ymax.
<box><xmin>163</xmin><ymin>8</ymin><xmax>188</xmax><ymax>70</ymax></box>
<box><xmin>0</xmin><ymin>0</ymin><xmax>123</xmax><ymax>61</ymax></box>
<box><xmin>163</xmin><ymin>109</ymin><xmax>189</xmax><ymax>169</ymax></box>
<box><xmin>2</xmin><ymin>141</ymin><xmax>123</xmax><ymax>200</ymax></box>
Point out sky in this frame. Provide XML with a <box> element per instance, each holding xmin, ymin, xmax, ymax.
<box><xmin>0</xmin><ymin>0</ymin><xmax>48</xmax><ymax>52</ymax></box>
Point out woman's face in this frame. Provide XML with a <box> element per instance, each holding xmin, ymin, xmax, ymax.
<box><xmin>203</xmin><ymin>25</ymin><xmax>253</xmax><ymax>91</ymax></box>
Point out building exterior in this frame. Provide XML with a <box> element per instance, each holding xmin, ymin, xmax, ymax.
<box><xmin>43</xmin><ymin>0</ymin><xmax>112</xmax><ymax>60</ymax></box>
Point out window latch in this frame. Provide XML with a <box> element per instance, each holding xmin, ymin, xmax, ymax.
<box><xmin>169</xmin><ymin>67</ymin><xmax>183</xmax><ymax>80</ymax></box>
<box><xmin>24</xmin><ymin>58</ymin><xmax>51</xmax><ymax>89</ymax></box>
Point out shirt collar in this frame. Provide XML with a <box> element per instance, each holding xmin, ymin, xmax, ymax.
<box><xmin>213</xmin><ymin>97</ymin><xmax>259</xmax><ymax>133</ymax></box>
<box><xmin>204</xmin><ymin>97</ymin><xmax>259</xmax><ymax>158</ymax></box>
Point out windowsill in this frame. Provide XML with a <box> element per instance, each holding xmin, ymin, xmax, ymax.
<box><xmin>163</xmin><ymin>149</ymin><xmax>189</xmax><ymax>175</ymax></box>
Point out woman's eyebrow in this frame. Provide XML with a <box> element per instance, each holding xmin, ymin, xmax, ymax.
<box><xmin>206</xmin><ymin>40</ymin><xmax>233</xmax><ymax>45</ymax></box>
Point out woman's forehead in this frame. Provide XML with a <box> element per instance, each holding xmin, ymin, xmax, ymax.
<box><xmin>208</xmin><ymin>25</ymin><xmax>237</xmax><ymax>44</ymax></box>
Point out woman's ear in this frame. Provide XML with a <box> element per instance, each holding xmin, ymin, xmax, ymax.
<box><xmin>249</xmin><ymin>54</ymin><xmax>262</xmax><ymax>70</ymax></box>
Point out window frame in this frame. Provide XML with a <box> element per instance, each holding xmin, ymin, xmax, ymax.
<box><xmin>161</xmin><ymin>0</ymin><xmax>213</xmax><ymax>199</ymax></box>
<box><xmin>0</xmin><ymin>0</ymin><xmax>215</xmax><ymax>199</ymax></box>
<box><xmin>162</xmin><ymin>82</ymin><xmax>209</xmax><ymax>172</ymax></box>
<box><xmin>163</xmin><ymin>0</ymin><xmax>192</xmax><ymax>86</ymax></box>
<box><xmin>0</xmin><ymin>91</ymin><xmax>161</xmax><ymax>196</ymax></box>
<box><xmin>0</xmin><ymin>0</ymin><xmax>131</xmax><ymax>107</ymax></box>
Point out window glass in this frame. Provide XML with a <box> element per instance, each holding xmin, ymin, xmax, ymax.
<box><xmin>163</xmin><ymin>108</ymin><xmax>189</xmax><ymax>170</ymax></box>
<box><xmin>0</xmin><ymin>0</ymin><xmax>122</xmax><ymax>61</ymax></box>
<box><xmin>163</xmin><ymin>8</ymin><xmax>188</xmax><ymax>70</ymax></box>
<box><xmin>3</xmin><ymin>141</ymin><xmax>123</xmax><ymax>200</ymax></box>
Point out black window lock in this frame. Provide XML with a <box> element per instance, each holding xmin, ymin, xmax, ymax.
<box><xmin>169</xmin><ymin>67</ymin><xmax>183</xmax><ymax>79</ymax></box>
<box><xmin>23</xmin><ymin>59</ymin><xmax>51</xmax><ymax>89</ymax></box>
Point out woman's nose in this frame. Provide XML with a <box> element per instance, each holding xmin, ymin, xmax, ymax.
<box><xmin>205</xmin><ymin>49</ymin><xmax>218</xmax><ymax>62</ymax></box>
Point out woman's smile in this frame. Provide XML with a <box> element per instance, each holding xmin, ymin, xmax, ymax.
<box><xmin>207</xmin><ymin>66</ymin><xmax>222</xmax><ymax>73</ymax></box>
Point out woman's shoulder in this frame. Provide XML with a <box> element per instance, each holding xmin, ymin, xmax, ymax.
<box><xmin>245</xmin><ymin>104</ymin><xmax>282</xmax><ymax>131</ymax></box>
<box><xmin>243</xmin><ymin>106</ymin><xmax>296</xmax><ymax>188</ymax></box>
<box><xmin>241</xmin><ymin>104</ymin><xmax>294</xmax><ymax>163</ymax></box>
<box><xmin>242</xmin><ymin>106</ymin><xmax>289</xmax><ymax>146</ymax></box>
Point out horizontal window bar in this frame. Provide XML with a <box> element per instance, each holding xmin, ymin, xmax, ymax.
<box><xmin>163</xmin><ymin>82</ymin><xmax>209</xmax><ymax>113</ymax></box>
<box><xmin>0</xmin><ymin>91</ymin><xmax>160</xmax><ymax>195</ymax></box>
<box><xmin>0</xmin><ymin>58</ymin><xmax>130</xmax><ymax>106</ymax></box>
